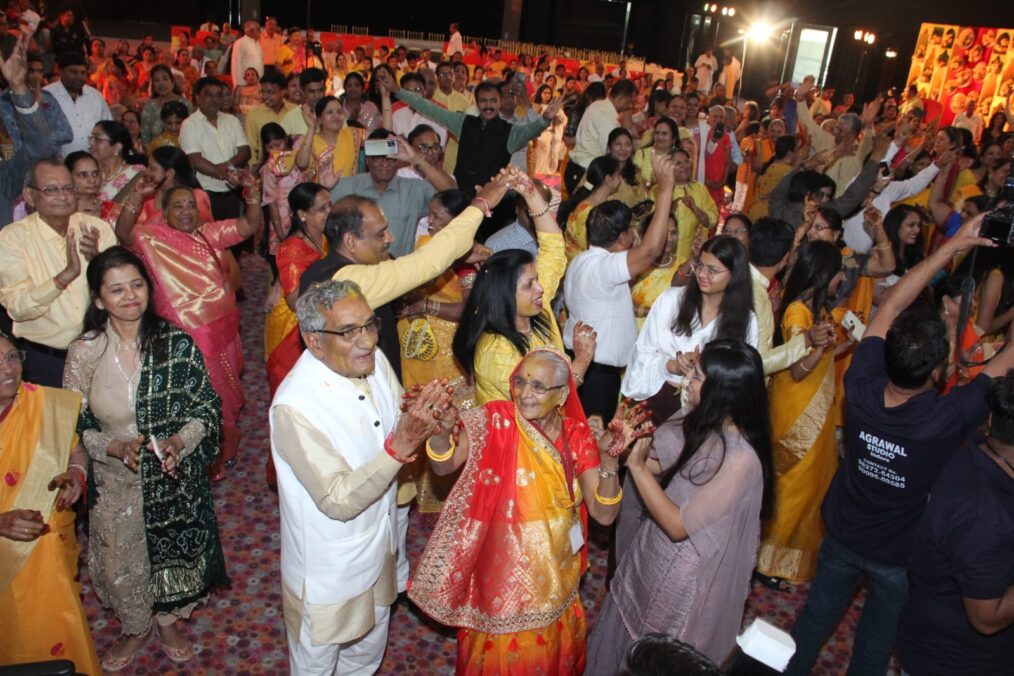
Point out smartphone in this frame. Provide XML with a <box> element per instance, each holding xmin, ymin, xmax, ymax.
<box><xmin>364</xmin><ymin>139</ymin><xmax>398</xmax><ymax>157</ymax></box>
<box><xmin>842</xmin><ymin>310</ymin><xmax>866</xmax><ymax>341</ymax></box>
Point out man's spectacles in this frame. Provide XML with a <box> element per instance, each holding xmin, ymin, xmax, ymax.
<box><xmin>311</xmin><ymin>316</ymin><xmax>381</xmax><ymax>340</ymax></box>
<box><xmin>690</xmin><ymin>260</ymin><xmax>729</xmax><ymax>278</ymax></box>
<box><xmin>0</xmin><ymin>350</ymin><xmax>26</xmax><ymax>365</ymax></box>
<box><xmin>415</xmin><ymin>143</ymin><xmax>441</xmax><ymax>154</ymax></box>
<box><xmin>27</xmin><ymin>185</ymin><xmax>76</xmax><ymax>197</ymax></box>
<box><xmin>510</xmin><ymin>375</ymin><xmax>567</xmax><ymax>396</ymax></box>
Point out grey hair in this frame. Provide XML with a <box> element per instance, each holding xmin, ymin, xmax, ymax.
<box><xmin>24</xmin><ymin>158</ymin><xmax>66</xmax><ymax>190</ymax></box>
<box><xmin>524</xmin><ymin>350</ymin><xmax>571</xmax><ymax>388</ymax></box>
<box><xmin>840</xmin><ymin>113</ymin><xmax>862</xmax><ymax>136</ymax></box>
<box><xmin>295</xmin><ymin>280</ymin><xmax>365</xmax><ymax>332</ymax></box>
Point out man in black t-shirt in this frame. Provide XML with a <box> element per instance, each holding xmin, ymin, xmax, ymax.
<box><xmin>896</xmin><ymin>376</ymin><xmax>1014</xmax><ymax>676</ymax></box>
<box><xmin>785</xmin><ymin>215</ymin><xmax>1014</xmax><ymax>676</ymax></box>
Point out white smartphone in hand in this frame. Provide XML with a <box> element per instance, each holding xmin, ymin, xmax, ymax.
<box><xmin>842</xmin><ymin>310</ymin><xmax>866</xmax><ymax>341</ymax></box>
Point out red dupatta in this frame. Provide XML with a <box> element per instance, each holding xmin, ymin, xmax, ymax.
<box><xmin>409</xmin><ymin>348</ymin><xmax>597</xmax><ymax>635</ymax></box>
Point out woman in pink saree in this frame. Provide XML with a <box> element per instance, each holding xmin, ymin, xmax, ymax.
<box><xmin>113</xmin><ymin>169</ymin><xmax>262</xmax><ymax>480</ymax></box>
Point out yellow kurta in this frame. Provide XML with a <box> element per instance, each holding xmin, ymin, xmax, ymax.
<box><xmin>0</xmin><ymin>384</ymin><xmax>101</xmax><ymax>675</ymax></box>
<box><xmin>474</xmin><ymin>232</ymin><xmax>567</xmax><ymax>404</ymax></box>
<box><xmin>757</xmin><ymin>302</ymin><xmax>839</xmax><ymax>583</ymax></box>
<box><xmin>667</xmin><ymin>182</ymin><xmax>718</xmax><ymax>263</ymax></box>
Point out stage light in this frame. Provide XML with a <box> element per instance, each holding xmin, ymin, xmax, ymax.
<box><xmin>885</xmin><ymin>48</ymin><xmax>898</xmax><ymax>58</ymax></box>
<box><xmin>854</xmin><ymin>29</ymin><xmax>863</xmax><ymax>40</ymax></box>
<box><xmin>746</xmin><ymin>22</ymin><xmax>773</xmax><ymax>42</ymax></box>
<box><xmin>721</xmin><ymin>7</ymin><xmax>728</xmax><ymax>15</ymax></box>
<box><xmin>728</xmin><ymin>8</ymin><xmax>735</xmax><ymax>16</ymax></box>
<box><xmin>711</xmin><ymin>4</ymin><xmax>718</xmax><ymax>12</ymax></box>
<box><xmin>865</xmin><ymin>33</ymin><xmax>875</xmax><ymax>44</ymax></box>
<box><xmin>704</xmin><ymin>2</ymin><xmax>710</xmax><ymax>10</ymax></box>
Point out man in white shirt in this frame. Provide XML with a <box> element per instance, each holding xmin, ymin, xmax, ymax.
<box><xmin>694</xmin><ymin>47</ymin><xmax>718</xmax><ymax>94</ymax></box>
<box><xmin>445</xmin><ymin>23</ymin><xmax>463</xmax><ymax>57</ymax></box>
<box><xmin>271</xmin><ymin>279</ymin><xmax>450</xmax><ymax>674</ymax></box>
<box><xmin>230</xmin><ymin>20</ymin><xmax>263</xmax><ymax>88</ymax></box>
<box><xmin>563</xmin><ymin>154</ymin><xmax>675</xmax><ymax>419</ymax></box>
<box><xmin>953</xmin><ymin>97</ymin><xmax>985</xmax><ymax>144</ymax></box>
<box><xmin>179</xmin><ymin>77</ymin><xmax>251</xmax><ymax>220</ymax></box>
<box><xmin>44</xmin><ymin>52</ymin><xmax>110</xmax><ymax>156</ymax></box>
<box><xmin>718</xmin><ymin>49</ymin><xmax>741</xmax><ymax>100</ymax></box>
<box><xmin>565</xmin><ymin>78</ymin><xmax>637</xmax><ymax>194</ymax></box>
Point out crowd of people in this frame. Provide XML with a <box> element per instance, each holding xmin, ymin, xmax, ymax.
<box><xmin>0</xmin><ymin>4</ymin><xmax>1012</xmax><ymax>676</ymax></box>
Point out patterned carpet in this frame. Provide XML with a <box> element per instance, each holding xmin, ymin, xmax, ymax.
<box><xmin>76</xmin><ymin>253</ymin><xmax>893</xmax><ymax>675</ymax></box>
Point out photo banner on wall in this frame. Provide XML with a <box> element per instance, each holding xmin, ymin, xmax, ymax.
<box><xmin>907</xmin><ymin>23</ymin><xmax>1013</xmax><ymax>126</ymax></box>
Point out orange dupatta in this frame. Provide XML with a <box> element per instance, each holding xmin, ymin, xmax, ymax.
<box><xmin>0</xmin><ymin>384</ymin><xmax>101</xmax><ymax>675</ymax></box>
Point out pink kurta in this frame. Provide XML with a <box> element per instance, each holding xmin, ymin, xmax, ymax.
<box><xmin>128</xmin><ymin>216</ymin><xmax>245</xmax><ymax>463</ymax></box>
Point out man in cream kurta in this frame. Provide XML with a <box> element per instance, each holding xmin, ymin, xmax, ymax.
<box><xmin>271</xmin><ymin>281</ymin><xmax>448</xmax><ymax>674</ymax></box>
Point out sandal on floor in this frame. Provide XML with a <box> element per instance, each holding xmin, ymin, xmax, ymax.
<box><xmin>752</xmin><ymin>570</ymin><xmax>791</xmax><ymax>592</ymax></box>
<box><xmin>161</xmin><ymin>640</ymin><xmax>195</xmax><ymax>663</ymax></box>
<box><xmin>101</xmin><ymin>627</ymin><xmax>153</xmax><ymax>672</ymax></box>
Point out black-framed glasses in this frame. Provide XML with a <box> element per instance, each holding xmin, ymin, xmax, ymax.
<box><xmin>0</xmin><ymin>350</ymin><xmax>26</xmax><ymax>365</ymax></box>
<box><xmin>27</xmin><ymin>185</ymin><xmax>76</xmax><ymax>197</ymax></box>
<box><xmin>415</xmin><ymin>143</ymin><xmax>441</xmax><ymax>154</ymax></box>
<box><xmin>510</xmin><ymin>375</ymin><xmax>567</xmax><ymax>396</ymax></box>
<box><xmin>311</xmin><ymin>316</ymin><xmax>381</xmax><ymax>340</ymax></box>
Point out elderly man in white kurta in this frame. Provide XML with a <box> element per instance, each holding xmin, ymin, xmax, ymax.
<box><xmin>270</xmin><ymin>280</ymin><xmax>451</xmax><ymax>674</ymax></box>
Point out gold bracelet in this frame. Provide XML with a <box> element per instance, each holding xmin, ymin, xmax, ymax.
<box><xmin>425</xmin><ymin>435</ymin><xmax>455</xmax><ymax>462</ymax></box>
<box><xmin>873</xmin><ymin>241</ymin><xmax>892</xmax><ymax>251</ymax></box>
<box><xmin>594</xmin><ymin>485</ymin><xmax>623</xmax><ymax>505</ymax></box>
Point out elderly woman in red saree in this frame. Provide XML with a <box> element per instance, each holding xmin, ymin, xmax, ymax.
<box><xmin>0</xmin><ymin>333</ymin><xmax>101</xmax><ymax>674</ymax></box>
<box><xmin>409</xmin><ymin>348</ymin><xmax>652</xmax><ymax>675</ymax></box>
<box><xmin>113</xmin><ymin>169</ymin><xmax>262</xmax><ymax>480</ymax></box>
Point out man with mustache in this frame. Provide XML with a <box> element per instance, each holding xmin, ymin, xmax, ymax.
<box><xmin>376</xmin><ymin>67</ymin><xmax>558</xmax><ymax>197</ymax></box>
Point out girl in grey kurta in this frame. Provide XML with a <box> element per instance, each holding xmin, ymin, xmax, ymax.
<box><xmin>586</xmin><ymin>339</ymin><xmax>773</xmax><ymax>673</ymax></box>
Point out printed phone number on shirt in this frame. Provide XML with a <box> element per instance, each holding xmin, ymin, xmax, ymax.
<box><xmin>857</xmin><ymin>457</ymin><xmax>907</xmax><ymax>489</ymax></box>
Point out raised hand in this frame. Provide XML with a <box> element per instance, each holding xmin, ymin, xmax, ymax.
<box><xmin>652</xmin><ymin>152</ymin><xmax>677</xmax><ymax>189</ymax></box>
<box><xmin>604</xmin><ymin>399</ymin><xmax>655</xmax><ymax>457</ymax></box>
<box><xmin>542</xmin><ymin>95</ymin><xmax>563</xmax><ymax>120</ymax></box>
<box><xmin>794</xmin><ymin>75</ymin><xmax>815</xmax><ymax>102</ymax></box>
<box><xmin>0</xmin><ymin>30</ymin><xmax>30</xmax><ymax>95</ymax></box>
<box><xmin>572</xmin><ymin>321</ymin><xmax>597</xmax><ymax>366</ymax></box>
<box><xmin>78</xmin><ymin>225</ymin><xmax>100</xmax><ymax>262</ymax></box>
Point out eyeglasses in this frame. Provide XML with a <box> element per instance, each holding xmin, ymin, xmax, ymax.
<box><xmin>27</xmin><ymin>185</ymin><xmax>76</xmax><ymax>197</ymax></box>
<box><xmin>87</xmin><ymin>134</ymin><xmax>111</xmax><ymax>144</ymax></box>
<box><xmin>723</xmin><ymin>227</ymin><xmax>748</xmax><ymax>237</ymax></box>
<box><xmin>510</xmin><ymin>375</ymin><xmax>567</xmax><ymax>396</ymax></box>
<box><xmin>311</xmin><ymin>316</ymin><xmax>381</xmax><ymax>340</ymax></box>
<box><xmin>0</xmin><ymin>350</ymin><xmax>26</xmax><ymax>365</ymax></box>
<box><xmin>690</xmin><ymin>260</ymin><xmax>729</xmax><ymax>278</ymax></box>
<box><xmin>437</xmin><ymin>71</ymin><xmax>453</xmax><ymax>78</ymax></box>
<box><xmin>415</xmin><ymin>143</ymin><xmax>441</xmax><ymax>154</ymax></box>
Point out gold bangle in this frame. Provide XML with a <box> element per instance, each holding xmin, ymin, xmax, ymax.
<box><xmin>873</xmin><ymin>241</ymin><xmax>892</xmax><ymax>251</ymax></box>
<box><xmin>425</xmin><ymin>435</ymin><xmax>455</xmax><ymax>462</ymax></box>
<box><xmin>594</xmin><ymin>485</ymin><xmax>623</xmax><ymax>505</ymax></box>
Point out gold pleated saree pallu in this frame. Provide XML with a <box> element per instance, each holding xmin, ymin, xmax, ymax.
<box><xmin>758</xmin><ymin>302</ymin><xmax>840</xmax><ymax>584</ymax></box>
<box><xmin>0</xmin><ymin>384</ymin><xmax>102</xmax><ymax>675</ymax></box>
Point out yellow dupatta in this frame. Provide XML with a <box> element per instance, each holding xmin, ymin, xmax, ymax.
<box><xmin>310</xmin><ymin>127</ymin><xmax>359</xmax><ymax>179</ymax></box>
<box><xmin>0</xmin><ymin>384</ymin><xmax>101</xmax><ymax>675</ymax></box>
<box><xmin>758</xmin><ymin>302</ymin><xmax>839</xmax><ymax>583</ymax></box>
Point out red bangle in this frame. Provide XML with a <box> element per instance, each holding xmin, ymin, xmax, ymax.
<box><xmin>384</xmin><ymin>434</ymin><xmax>414</xmax><ymax>464</ymax></box>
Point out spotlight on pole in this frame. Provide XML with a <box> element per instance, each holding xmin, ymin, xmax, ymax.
<box><xmin>728</xmin><ymin>7</ymin><xmax>736</xmax><ymax>16</ymax></box>
<box><xmin>885</xmin><ymin>48</ymin><xmax>898</xmax><ymax>58</ymax></box>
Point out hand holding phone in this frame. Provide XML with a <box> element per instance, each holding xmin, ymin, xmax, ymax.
<box><xmin>842</xmin><ymin>310</ymin><xmax>866</xmax><ymax>341</ymax></box>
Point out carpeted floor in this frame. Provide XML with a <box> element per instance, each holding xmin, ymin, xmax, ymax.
<box><xmin>77</xmin><ymin>253</ymin><xmax>895</xmax><ymax>674</ymax></box>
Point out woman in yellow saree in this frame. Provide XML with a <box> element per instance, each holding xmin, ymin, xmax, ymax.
<box><xmin>0</xmin><ymin>334</ymin><xmax>101</xmax><ymax>675</ymax></box>
<box><xmin>409</xmin><ymin>349</ymin><xmax>650</xmax><ymax>674</ymax></box>
<box><xmin>454</xmin><ymin>171</ymin><xmax>595</xmax><ymax>405</ymax></box>
<box><xmin>397</xmin><ymin>189</ymin><xmax>483</xmax><ymax>510</ymax></box>
<box><xmin>757</xmin><ymin>241</ymin><xmax>843</xmax><ymax>587</ymax></box>
<box><xmin>291</xmin><ymin>96</ymin><xmax>361</xmax><ymax>190</ymax></box>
